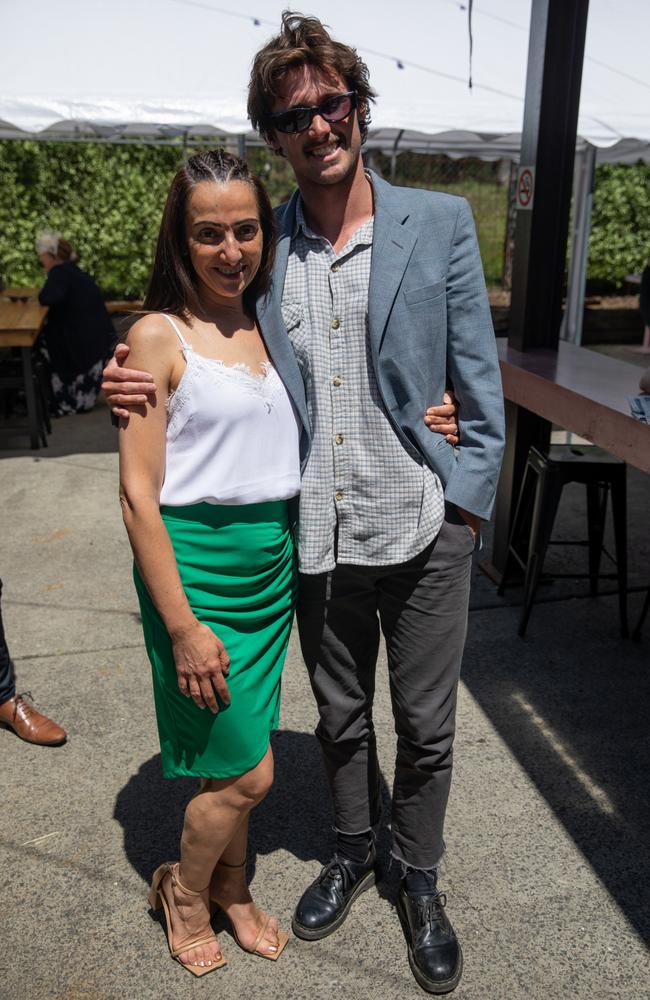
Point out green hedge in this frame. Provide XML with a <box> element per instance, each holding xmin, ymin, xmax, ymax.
<box><xmin>1</xmin><ymin>141</ymin><xmax>649</xmax><ymax>297</ymax></box>
<box><xmin>0</xmin><ymin>141</ymin><xmax>183</xmax><ymax>298</ymax></box>
<box><xmin>588</xmin><ymin>162</ymin><xmax>650</xmax><ymax>285</ymax></box>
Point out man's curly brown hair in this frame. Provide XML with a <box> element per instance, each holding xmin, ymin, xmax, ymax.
<box><xmin>248</xmin><ymin>11</ymin><xmax>377</xmax><ymax>146</ymax></box>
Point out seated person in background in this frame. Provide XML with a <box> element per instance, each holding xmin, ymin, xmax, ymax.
<box><xmin>0</xmin><ymin>576</ymin><xmax>66</xmax><ymax>746</ymax></box>
<box><xmin>36</xmin><ymin>232</ymin><xmax>115</xmax><ymax>415</ymax></box>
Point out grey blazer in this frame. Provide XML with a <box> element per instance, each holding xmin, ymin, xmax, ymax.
<box><xmin>257</xmin><ymin>170</ymin><xmax>505</xmax><ymax>522</ymax></box>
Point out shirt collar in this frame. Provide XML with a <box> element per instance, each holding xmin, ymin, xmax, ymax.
<box><xmin>293</xmin><ymin>170</ymin><xmax>375</xmax><ymax>245</ymax></box>
<box><xmin>294</xmin><ymin>196</ymin><xmax>311</xmax><ymax>238</ymax></box>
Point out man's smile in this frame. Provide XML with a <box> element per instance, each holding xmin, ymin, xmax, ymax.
<box><xmin>304</xmin><ymin>137</ymin><xmax>343</xmax><ymax>159</ymax></box>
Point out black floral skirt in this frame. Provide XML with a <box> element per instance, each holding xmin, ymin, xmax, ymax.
<box><xmin>38</xmin><ymin>343</ymin><xmax>105</xmax><ymax>416</ymax></box>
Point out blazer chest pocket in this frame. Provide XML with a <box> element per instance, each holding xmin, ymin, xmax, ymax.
<box><xmin>281</xmin><ymin>301</ymin><xmax>310</xmax><ymax>379</ymax></box>
<box><xmin>281</xmin><ymin>301</ymin><xmax>303</xmax><ymax>333</ymax></box>
<box><xmin>403</xmin><ymin>280</ymin><xmax>446</xmax><ymax>306</ymax></box>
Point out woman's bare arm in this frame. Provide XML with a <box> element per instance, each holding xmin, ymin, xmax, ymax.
<box><xmin>118</xmin><ymin>316</ymin><xmax>230</xmax><ymax>712</ymax></box>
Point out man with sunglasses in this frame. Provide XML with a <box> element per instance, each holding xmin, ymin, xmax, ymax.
<box><xmin>103</xmin><ymin>12</ymin><xmax>504</xmax><ymax>995</ymax></box>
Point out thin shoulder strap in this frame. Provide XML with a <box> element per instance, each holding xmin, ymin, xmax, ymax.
<box><xmin>161</xmin><ymin>312</ymin><xmax>190</xmax><ymax>349</ymax></box>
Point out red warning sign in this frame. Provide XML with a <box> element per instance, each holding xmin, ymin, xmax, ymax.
<box><xmin>516</xmin><ymin>166</ymin><xmax>535</xmax><ymax>210</ymax></box>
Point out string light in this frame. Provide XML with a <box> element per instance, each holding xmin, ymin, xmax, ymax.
<box><xmin>164</xmin><ymin>0</ymin><xmax>650</xmax><ymax>101</ymax></box>
<box><xmin>442</xmin><ymin>0</ymin><xmax>650</xmax><ymax>92</ymax></box>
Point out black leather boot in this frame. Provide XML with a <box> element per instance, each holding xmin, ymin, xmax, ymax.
<box><xmin>396</xmin><ymin>880</ymin><xmax>462</xmax><ymax>994</ymax></box>
<box><xmin>292</xmin><ymin>846</ymin><xmax>377</xmax><ymax>940</ymax></box>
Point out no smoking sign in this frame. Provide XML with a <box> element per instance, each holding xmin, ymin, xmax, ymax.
<box><xmin>516</xmin><ymin>166</ymin><xmax>535</xmax><ymax>210</ymax></box>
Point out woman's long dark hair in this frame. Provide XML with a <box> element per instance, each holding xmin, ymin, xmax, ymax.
<box><xmin>143</xmin><ymin>149</ymin><xmax>276</xmax><ymax>320</ymax></box>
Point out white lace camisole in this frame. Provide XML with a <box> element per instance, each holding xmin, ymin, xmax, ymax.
<box><xmin>158</xmin><ymin>314</ymin><xmax>301</xmax><ymax>506</ymax></box>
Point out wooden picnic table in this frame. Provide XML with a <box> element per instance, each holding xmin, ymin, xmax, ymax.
<box><xmin>0</xmin><ymin>300</ymin><xmax>49</xmax><ymax>448</ymax></box>
<box><xmin>491</xmin><ymin>338</ymin><xmax>650</xmax><ymax>571</ymax></box>
<box><xmin>0</xmin><ymin>286</ymin><xmax>41</xmax><ymax>301</ymax></box>
<box><xmin>493</xmin><ymin>337</ymin><xmax>650</xmax><ymax>636</ymax></box>
<box><xmin>496</xmin><ymin>337</ymin><xmax>650</xmax><ymax>474</ymax></box>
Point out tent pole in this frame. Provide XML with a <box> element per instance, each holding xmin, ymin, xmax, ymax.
<box><xmin>501</xmin><ymin>159</ymin><xmax>518</xmax><ymax>292</ymax></box>
<box><xmin>561</xmin><ymin>143</ymin><xmax>596</xmax><ymax>345</ymax></box>
<box><xmin>508</xmin><ymin>0</ymin><xmax>590</xmax><ymax>352</ymax></box>
<box><xmin>489</xmin><ymin>0</ymin><xmax>590</xmax><ymax>580</ymax></box>
<box><xmin>390</xmin><ymin>130</ymin><xmax>404</xmax><ymax>183</ymax></box>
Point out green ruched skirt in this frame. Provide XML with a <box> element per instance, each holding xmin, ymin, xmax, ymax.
<box><xmin>134</xmin><ymin>501</ymin><xmax>296</xmax><ymax>779</ymax></box>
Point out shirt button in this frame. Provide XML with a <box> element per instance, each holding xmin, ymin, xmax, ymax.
<box><xmin>335</xmin><ymin>491</ymin><xmax>343</xmax><ymax>502</ymax></box>
<box><xmin>331</xmin><ymin>263</ymin><xmax>341</xmax><ymax>273</ymax></box>
<box><xmin>335</xmin><ymin>434</ymin><xmax>344</xmax><ymax>444</ymax></box>
<box><xmin>332</xmin><ymin>375</ymin><xmax>342</xmax><ymax>386</ymax></box>
<box><xmin>331</xmin><ymin>318</ymin><xmax>341</xmax><ymax>330</ymax></box>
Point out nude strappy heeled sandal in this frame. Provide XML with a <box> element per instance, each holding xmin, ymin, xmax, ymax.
<box><xmin>148</xmin><ymin>862</ymin><xmax>227</xmax><ymax>977</ymax></box>
<box><xmin>210</xmin><ymin>859</ymin><xmax>290</xmax><ymax>961</ymax></box>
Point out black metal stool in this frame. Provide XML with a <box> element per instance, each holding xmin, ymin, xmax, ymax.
<box><xmin>498</xmin><ymin>444</ymin><xmax>628</xmax><ymax>637</ymax></box>
<box><xmin>632</xmin><ymin>585</ymin><xmax>650</xmax><ymax>641</ymax></box>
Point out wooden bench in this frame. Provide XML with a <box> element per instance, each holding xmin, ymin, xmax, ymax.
<box><xmin>105</xmin><ymin>300</ymin><xmax>143</xmax><ymax>315</ymax></box>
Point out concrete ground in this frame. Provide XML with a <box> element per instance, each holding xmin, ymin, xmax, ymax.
<box><xmin>1</xmin><ymin>401</ymin><xmax>649</xmax><ymax>1000</ymax></box>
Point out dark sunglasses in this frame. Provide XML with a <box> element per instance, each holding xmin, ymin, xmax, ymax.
<box><xmin>266</xmin><ymin>91</ymin><xmax>357</xmax><ymax>134</ymax></box>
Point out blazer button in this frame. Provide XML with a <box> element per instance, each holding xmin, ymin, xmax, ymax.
<box><xmin>335</xmin><ymin>491</ymin><xmax>343</xmax><ymax>502</ymax></box>
<box><xmin>332</xmin><ymin>375</ymin><xmax>342</xmax><ymax>386</ymax></box>
<box><xmin>331</xmin><ymin>318</ymin><xmax>341</xmax><ymax>330</ymax></box>
<box><xmin>335</xmin><ymin>434</ymin><xmax>344</xmax><ymax>444</ymax></box>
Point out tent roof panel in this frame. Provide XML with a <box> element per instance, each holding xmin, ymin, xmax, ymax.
<box><xmin>1</xmin><ymin>0</ymin><xmax>648</xmax><ymax>154</ymax></box>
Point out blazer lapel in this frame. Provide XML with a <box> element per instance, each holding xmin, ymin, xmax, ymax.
<box><xmin>256</xmin><ymin>191</ymin><xmax>310</xmax><ymax>435</ymax></box>
<box><xmin>367</xmin><ymin>172</ymin><xmax>417</xmax><ymax>361</ymax></box>
<box><xmin>272</xmin><ymin>190</ymin><xmax>298</xmax><ymax>295</ymax></box>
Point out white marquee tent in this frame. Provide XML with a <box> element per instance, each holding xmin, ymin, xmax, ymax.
<box><xmin>2</xmin><ymin>0</ymin><xmax>649</xmax><ymax>340</ymax></box>
<box><xmin>2</xmin><ymin>0</ymin><xmax>649</xmax><ymax>154</ymax></box>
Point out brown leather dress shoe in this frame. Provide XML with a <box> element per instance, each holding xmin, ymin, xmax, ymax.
<box><xmin>0</xmin><ymin>692</ymin><xmax>66</xmax><ymax>745</ymax></box>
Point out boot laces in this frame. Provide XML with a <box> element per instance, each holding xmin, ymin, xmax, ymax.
<box><xmin>320</xmin><ymin>856</ymin><xmax>351</xmax><ymax>892</ymax></box>
<box><xmin>416</xmin><ymin>891</ymin><xmax>447</xmax><ymax>931</ymax></box>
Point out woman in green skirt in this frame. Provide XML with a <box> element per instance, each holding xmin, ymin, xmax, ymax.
<box><xmin>119</xmin><ymin>151</ymin><xmax>301</xmax><ymax>975</ymax></box>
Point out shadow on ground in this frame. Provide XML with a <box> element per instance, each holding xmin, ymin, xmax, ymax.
<box><xmin>461</xmin><ymin>598</ymin><xmax>650</xmax><ymax>947</ymax></box>
<box><xmin>462</xmin><ymin>466</ymin><xmax>650</xmax><ymax>947</ymax></box>
<box><xmin>114</xmin><ymin>728</ymin><xmax>401</xmax><ymax>910</ymax></box>
<box><xmin>0</xmin><ymin>402</ymin><xmax>118</xmax><ymax>458</ymax></box>
<box><xmin>115</xmin><ymin>732</ymin><xmax>390</xmax><ymax>865</ymax></box>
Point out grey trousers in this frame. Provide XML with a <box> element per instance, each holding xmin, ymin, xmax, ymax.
<box><xmin>296</xmin><ymin>505</ymin><xmax>474</xmax><ymax>870</ymax></box>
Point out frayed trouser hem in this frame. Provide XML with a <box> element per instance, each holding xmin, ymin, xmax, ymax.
<box><xmin>389</xmin><ymin>843</ymin><xmax>445</xmax><ymax>873</ymax></box>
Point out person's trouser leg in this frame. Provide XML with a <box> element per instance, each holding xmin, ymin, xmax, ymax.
<box><xmin>0</xmin><ymin>577</ymin><xmax>17</xmax><ymax>705</ymax></box>
<box><xmin>378</xmin><ymin>508</ymin><xmax>474</xmax><ymax>870</ymax></box>
<box><xmin>296</xmin><ymin>506</ymin><xmax>474</xmax><ymax>862</ymax></box>
<box><xmin>296</xmin><ymin>566</ymin><xmax>382</xmax><ymax>835</ymax></box>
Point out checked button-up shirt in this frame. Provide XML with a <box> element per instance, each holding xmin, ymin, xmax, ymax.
<box><xmin>282</xmin><ymin>196</ymin><xmax>445</xmax><ymax>575</ymax></box>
